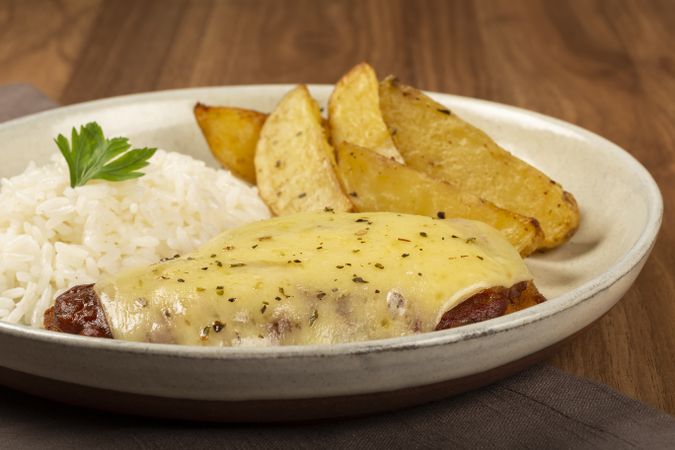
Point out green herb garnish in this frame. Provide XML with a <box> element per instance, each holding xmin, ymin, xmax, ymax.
<box><xmin>55</xmin><ymin>122</ymin><xmax>156</xmax><ymax>188</ymax></box>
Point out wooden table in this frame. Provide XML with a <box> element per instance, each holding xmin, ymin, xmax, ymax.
<box><xmin>1</xmin><ymin>0</ymin><xmax>673</xmax><ymax>414</ymax></box>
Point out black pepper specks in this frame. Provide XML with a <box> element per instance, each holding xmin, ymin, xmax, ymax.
<box><xmin>352</xmin><ymin>276</ymin><xmax>369</xmax><ymax>283</ymax></box>
<box><xmin>437</xmin><ymin>211</ymin><xmax>446</xmax><ymax>219</ymax></box>
<box><xmin>159</xmin><ymin>254</ymin><xmax>181</xmax><ymax>262</ymax></box>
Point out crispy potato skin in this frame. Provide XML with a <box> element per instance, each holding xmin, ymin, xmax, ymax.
<box><xmin>193</xmin><ymin>73</ymin><xmax>577</xmax><ymax>252</ymax></box>
<box><xmin>328</xmin><ymin>63</ymin><xmax>404</xmax><ymax>163</ymax></box>
<box><xmin>335</xmin><ymin>142</ymin><xmax>543</xmax><ymax>256</ymax></box>
<box><xmin>194</xmin><ymin>103</ymin><xmax>266</xmax><ymax>184</ymax></box>
<box><xmin>379</xmin><ymin>77</ymin><xmax>580</xmax><ymax>250</ymax></box>
<box><xmin>254</xmin><ymin>85</ymin><xmax>352</xmax><ymax>215</ymax></box>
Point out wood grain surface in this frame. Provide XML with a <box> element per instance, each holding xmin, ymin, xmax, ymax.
<box><xmin>1</xmin><ymin>0</ymin><xmax>673</xmax><ymax>414</ymax></box>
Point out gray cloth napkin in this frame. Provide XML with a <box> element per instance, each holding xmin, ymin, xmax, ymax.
<box><xmin>1</xmin><ymin>365</ymin><xmax>674</xmax><ymax>449</ymax></box>
<box><xmin>0</xmin><ymin>84</ymin><xmax>57</xmax><ymax>123</ymax></box>
<box><xmin>1</xmin><ymin>84</ymin><xmax>674</xmax><ymax>449</ymax></box>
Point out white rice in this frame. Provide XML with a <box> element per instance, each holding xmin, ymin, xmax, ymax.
<box><xmin>0</xmin><ymin>150</ymin><xmax>270</xmax><ymax>327</ymax></box>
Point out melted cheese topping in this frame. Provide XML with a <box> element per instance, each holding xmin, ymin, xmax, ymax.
<box><xmin>96</xmin><ymin>212</ymin><xmax>531</xmax><ymax>346</ymax></box>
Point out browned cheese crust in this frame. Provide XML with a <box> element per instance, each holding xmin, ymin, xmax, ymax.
<box><xmin>45</xmin><ymin>281</ymin><xmax>545</xmax><ymax>339</ymax></box>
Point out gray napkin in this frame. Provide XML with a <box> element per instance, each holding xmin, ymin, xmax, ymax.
<box><xmin>1</xmin><ymin>365</ymin><xmax>674</xmax><ymax>449</ymax></box>
<box><xmin>1</xmin><ymin>84</ymin><xmax>674</xmax><ymax>449</ymax></box>
<box><xmin>0</xmin><ymin>84</ymin><xmax>57</xmax><ymax>122</ymax></box>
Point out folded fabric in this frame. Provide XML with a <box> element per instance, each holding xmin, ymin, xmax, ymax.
<box><xmin>0</xmin><ymin>365</ymin><xmax>673</xmax><ymax>449</ymax></box>
<box><xmin>0</xmin><ymin>84</ymin><xmax>56</xmax><ymax>122</ymax></box>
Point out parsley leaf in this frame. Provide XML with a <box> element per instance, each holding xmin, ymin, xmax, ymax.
<box><xmin>55</xmin><ymin>122</ymin><xmax>157</xmax><ymax>188</ymax></box>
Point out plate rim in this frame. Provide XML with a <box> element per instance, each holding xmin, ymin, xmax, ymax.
<box><xmin>0</xmin><ymin>85</ymin><xmax>664</xmax><ymax>359</ymax></box>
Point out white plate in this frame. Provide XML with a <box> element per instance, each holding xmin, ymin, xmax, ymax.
<box><xmin>0</xmin><ymin>86</ymin><xmax>662</xmax><ymax>421</ymax></box>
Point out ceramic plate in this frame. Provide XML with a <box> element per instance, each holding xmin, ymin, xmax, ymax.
<box><xmin>0</xmin><ymin>86</ymin><xmax>662</xmax><ymax>421</ymax></box>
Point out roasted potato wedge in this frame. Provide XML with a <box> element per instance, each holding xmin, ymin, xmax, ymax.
<box><xmin>336</xmin><ymin>142</ymin><xmax>543</xmax><ymax>256</ymax></box>
<box><xmin>255</xmin><ymin>85</ymin><xmax>352</xmax><ymax>215</ymax></box>
<box><xmin>379</xmin><ymin>77</ymin><xmax>580</xmax><ymax>250</ymax></box>
<box><xmin>194</xmin><ymin>104</ymin><xmax>266</xmax><ymax>184</ymax></box>
<box><xmin>328</xmin><ymin>63</ymin><xmax>404</xmax><ymax>163</ymax></box>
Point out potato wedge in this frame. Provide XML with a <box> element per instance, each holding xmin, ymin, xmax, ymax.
<box><xmin>336</xmin><ymin>142</ymin><xmax>543</xmax><ymax>256</ymax></box>
<box><xmin>379</xmin><ymin>77</ymin><xmax>580</xmax><ymax>250</ymax></box>
<box><xmin>194</xmin><ymin>104</ymin><xmax>266</xmax><ymax>184</ymax></box>
<box><xmin>255</xmin><ymin>85</ymin><xmax>352</xmax><ymax>215</ymax></box>
<box><xmin>329</xmin><ymin>63</ymin><xmax>404</xmax><ymax>163</ymax></box>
